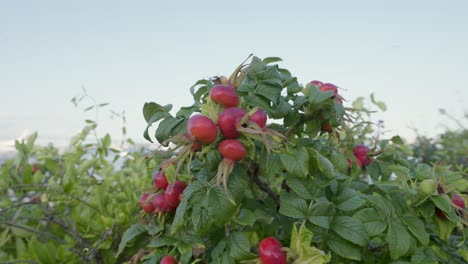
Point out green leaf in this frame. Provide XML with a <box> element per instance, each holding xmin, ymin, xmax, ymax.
<box><xmin>285</xmin><ymin>175</ymin><xmax>316</xmax><ymax>199</ymax></box>
<box><xmin>279</xmin><ymin>192</ymin><xmax>308</xmax><ymax>219</ymax></box>
<box><xmin>430</xmin><ymin>196</ymin><xmax>452</xmax><ymax>214</ymax></box>
<box><xmin>331</xmin><ymin>216</ymin><xmax>368</xmax><ymax>246</ymax></box>
<box><xmin>370</xmin><ymin>93</ymin><xmax>387</xmax><ymax>111</ymax></box>
<box><xmin>280</xmin><ymin>147</ymin><xmax>309</xmax><ymax>178</ymax></box>
<box><xmin>364</xmin><ymin>194</ymin><xmax>396</xmax><ymax>217</ymax></box>
<box><xmin>411</xmin><ymin>248</ymin><xmax>438</xmax><ymax>264</ymax></box>
<box><xmin>255</xmin><ymin>82</ymin><xmax>282</xmax><ymax>104</ymax></box>
<box><xmin>327</xmin><ymin>232</ymin><xmax>361</xmax><ymax>261</ymax></box>
<box><xmin>335</xmin><ymin>188</ymin><xmax>364</xmax><ymax>211</ymax></box>
<box><xmin>308</xmin><ymin>200</ymin><xmax>335</xmax><ymax>229</ymax></box>
<box><xmin>228</xmin><ymin>232</ymin><xmax>253</xmax><ymax>260</ymax></box>
<box><xmin>171</xmin><ymin>199</ymin><xmax>188</xmax><ymax>235</ymax></box>
<box><xmin>263</xmin><ymin>57</ymin><xmax>283</xmax><ymax>64</ymax></box>
<box><xmin>117</xmin><ymin>224</ymin><xmax>147</xmax><ymax>257</ymax></box>
<box><xmin>387</xmin><ymin>219</ymin><xmax>411</xmax><ymax>260</ymax></box>
<box><xmin>308</xmin><ymin>85</ymin><xmax>334</xmax><ymax>104</ymax></box>
<box><xmin>402</xmin><ymin>215</ymin><xmax>429</xmax><ymax>246</ymax></box>
<box><xmin>233</xmin><ymin>209</ymin><xmax>256</xmax><ymax>227</ymax></box>
<box><xmin>176</xmin><ymin>105</ymin><xmax>199</xmax><ymax>118</ymax></box>
<box><xmin>155</xmin><ymin>117</ymin><xmax>185</xmax><ymax>144</ymax></box>
<box><xmin>311</xmin><ymin>149</ymin><xmax>335</xmax><ymax>178</ymax></box>
<box><xmin>353</xmin><ymin>208</ymin><xmax>388</xmax><ymax>237</ymax></box>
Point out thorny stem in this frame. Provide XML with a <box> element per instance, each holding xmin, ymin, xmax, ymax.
<box><xmin>248</xmin><ymin>162</ymin><xmax>280</xmax><ymax>208</ymax></box>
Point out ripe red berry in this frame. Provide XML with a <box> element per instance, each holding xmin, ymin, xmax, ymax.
<box><xmin>210</xmin><ymin>85</ymin><xmax>239</xmax><ymax>108</ymax></box>
<box><xmin>31</xmin><ymin>164</ymin><xmax>40</xmax><ymax>174</ymax></box>
<box><xmin>153</xmin><ymin>171</ymin><xmax>168</xmax><ymax>190</ymax></box>
<box><xmin>258</xmin><ymin>237</ymin><xmax>287</xmax><ymax>264</ymax></box>
<box><xmin>218</xmin><ymin>107</ymin><xmax>246</xmax><ymax>139</ymax></box>
<box><xmin>139</xmin><ymin>193</ymin><xmax>155</xmax><ymax>213</ymax></box>
<box><xmin>165</xmin><ymin>181</ymin><xmax>187</xmax><ymax>207</ymax></box>
<box><xmin>160</xmin><ymin>255</ymin><xmax>177</xmax><ymax>264</ymax></box>
<box><xmin>319</xmin><ymin>83</ymin><xmax>338</xmax><ymax>94</ymax></box>
<box><xmin>435</xmin><ymin>207</ymin><xmax>447</xmax><ymax>220</ymax></box>
<box><xmin>152</xmin><ymin>193</ymin><xmax>175</xmax><ymax>213</ymax></box>
<box><xmin>187</xmin><ymin>115</ymin><xmax>218</xmax><ymax>145</ymax></box>
<box><xmin>321</xmin><ymin>123</ymin><xmax>333</xmax><ymax>133</ymax></box>
<box><xmin>218</xmin><ymin>139</ymin><xmax>247</xmax><ymax>162</ymax></box>
<box><xmin>452</xmin><ymin>194</ymin><xmax>465</xmax><ymax>209</ymax></box>
<box><xmin>310</xmin><ymin>80</ymin><xmax>323</xmax><ymax>87</ymax></box>
<box><xmin>353</xmin><ymin>145</ymin><xmax>372</xmax><ymax>166</ymax></box>
<box><xmin>249</xmin><ymin>108</ymin><xmax>268</xmax><ymax>130</ymax></box>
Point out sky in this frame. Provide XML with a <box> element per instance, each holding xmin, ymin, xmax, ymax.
<box><xmin>1</xmin><ymin>0</ymin><xmax>467</xmax><ymax>150</ymax></box>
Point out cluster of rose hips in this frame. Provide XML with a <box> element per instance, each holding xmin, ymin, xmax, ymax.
<box><xmin>139</xmin><ymin>170</ymin><xmax>186</xmax><ymax>215</ymax></box>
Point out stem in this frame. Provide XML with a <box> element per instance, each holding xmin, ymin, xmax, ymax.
<box><xmin>248</xmin><ymin>162</ymin><xmax>280</xmax><ymax>208</ymax></box>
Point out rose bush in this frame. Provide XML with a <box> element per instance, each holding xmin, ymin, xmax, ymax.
<box><xmin>120</xmin><ymin>56</ymin><xmax>467</xmax><ymax>263</ymax></box>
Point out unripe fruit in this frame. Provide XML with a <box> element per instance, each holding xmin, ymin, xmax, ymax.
<box><xmin>419</xmin><ymin>179</ymin><xmax>436</xmax><ymax>195</ymax></box>
<box><xmin>210</xmin><ymin>85</ymin><xmax>239</xmax><ymax>108</ymax></box>
<box><xmin>187</xmin><ymin>115</ymin><xmax>218</xmax><ymax>145</ymax></box>
<box><xmin>153</xmin><ymin>171</ymin><xmax>168</xmax><ymax>190</ymax></box>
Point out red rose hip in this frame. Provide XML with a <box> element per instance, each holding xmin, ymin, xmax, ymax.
<box><xmin>165</xmin><ymin>181</ymin><xmax>187</xmax><ymax>207</ymax></box>
<box><xmin>258</xmin><ymin>237</ymin><xmax>287</xmax><ymax>264</ymax></box>
<box><xmin>160</xmin><ymin>255</ymin><xmax>177</xmax><ymax>264</ymax></box>
<box><xmin>153</xmin><ymin>171</ymin><xmax>168</xmax><ymax>190</ymax></box>
<box><xmin>187</xmin><ymin>115</ymin><xmax>218</xmax><ymax>145</ymax></box>
<box><xmin>218</xmin><ymin>107</ymin><xmax>246</xmax><ymax>139</ymax></box>
<box><xmin>210</xmin><ymin>85</ymin><xmax>239</xmax><ymax>108</ymax></box>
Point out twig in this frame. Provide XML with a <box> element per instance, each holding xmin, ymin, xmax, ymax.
<box><xmin>85</xmin><ymin>222</ymin><xmax>115</xmax><ymax>263</ymax></box>
<box><xmin>248</xmin><ymin>162</ymin><xmax>280</xmax><ymax>208</ymax></box>
<box><xmin>0</xmin><ymin>222</ymin><xmax>67</xmax><ymax>244</ymax></box>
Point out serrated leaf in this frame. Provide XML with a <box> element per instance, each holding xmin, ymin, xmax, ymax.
<box><xmin>353</xmin><ymin>208</ymin><xmax>388</xmax><ymax>237</ymax></box>
<box><xmin>430</xmin><ymin>195</ymin><xmax>452</xmax><ymax>214</ymax></box>
<box><xmin>308</xmin><ymin>200</ymin><xmax>335</xmax><ymax>229</ymax></box>
<box><xmin>285</xmin><ymin>175</ymin><xmax>316</xmax><ymax>199</ymax></box>
<box><xmin>402</xmin><ymin>215</ymin><xmax>429</xmax><ymax>246</ymax></box>
<box><xmin>255</xmin><ymin>82</ymin><xmax>282</xmax><ymax>104</ymax></box>
<box><xmin>155</xmin><ymin>117</ymin><xmax>185</xmax><ymax>144</ymax></box>
<box><xmin>229</xmin><ymin>232</ymin><xmax>252</xmax><ymax>260</ymax></box>
<box><xmin>279</xmin><ymin>192</ymin><xmax>308</xmax><ymax>219</ymax></box>
<box><xmin>364</xmin><ymin>194</ymin><xmax>396</xmax><ymax>217</ymax></box>
<box><xmin>411</xmin><ymin>248</ymin><xmax>438</xmax><ymax>264</ymax></box>
<box><xmin>327</xmin><ymin>232</ymin><xmax>361</xmax><ymax>261</ymax></box>
<box><xmin>233</xmin><ymin>209</ymin><xmax>256</xmax><ymax>227</ymax></box>
<box><xmin>171</xmin><ymin>199</ymin><xmax>188</xmax><ymax>235</ymax></box>
<box><xmin>308</xmin><ymin>85</ymin><xmax>334</xmax><ymax>105</ymax></box>
<box><xmin>335</xmin><ymin>188</ymin><xmax>364</xmax><ymax>211</ymax></box>
<box><xmin>387</xmin><ymin>219</ymin><xmax>410</xmax><ymax>260</ymax></box>
<box><xmin>117</xmin><ymin>224</ymin><xmax>147</xmax><ymax>256</ymax></box>
<box><xmin>311</xmin><ymin>149</ymin><xmax>335</xmax><ymax>178</ymax></box>
<box><xmin>331</xmin><ymin>216</ymin><xmax>368</xmax><ymax>246</ymax></box>
<box><xmin>280</xmin><ymin>147</ymin><xmax>309</xmax><ymax>178</ymax></box>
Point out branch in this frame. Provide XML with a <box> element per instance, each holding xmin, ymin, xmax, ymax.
<box><xmin>85</xmin><ymin>222</ymin><xmax>115</xmax><ymax>263</ymax></box>
<box><xmin>248</xmin><ymin>162</ymin><xmax>280</xmax><ymax>208</ymax></box>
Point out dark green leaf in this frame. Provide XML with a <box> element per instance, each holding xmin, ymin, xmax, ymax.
<box><xmin>353</xmin><ymin>208</ymin><xmax>388</xmax><ymax>237</ymax></box>
<box><xmin>263</xmin><ymin>57</ymin><xmax>283</xmax><ymax>64</ymax></box>
<box><xmin>155</xmin><ymin>117</ymin><xmax>185</xmax><ymax>144</ymax></box>
<box><xmin>331</xmin><ymin>216</ymin><xmax>368</xmax><ymax>246</ymax></box>
<box><xmin>402</xmin><ymin>215</ymin><xmax>429</xmax><ymax>246</ymax></box>
<box><xmin>117</xmin><ymin>224</ymin><xmax>147</xmax><ymax>256</ymax></box>
<box><xmin>387</xmin><ymin>219</ymin><xmax>410</xmax><ymax>260</ymax></box>
<box><xmin>280</xmin><ymin>147</ymin><xmax>309</xmax><ymax>178</ymax></box>
<box><xmin>279</xmin><ymin>192</ymin><xmax>308</xmax><ymax>219</ymax></box>
<box><xmin>335</xmin><ymin>188</ymin><xmax>364</xmax><ymax>211</ymax></box>
<box><xmin>327</xmin><ymin>232</ymin><xmax>361</xmax><ymax>261</ymax></box>
<box><xmin>308</xmin><ymin>200</ymin><xmax>335</xmax><ymax>229</ymax></box>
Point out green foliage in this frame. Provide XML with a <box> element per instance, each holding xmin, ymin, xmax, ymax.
<box><xmin>0</xmin><ymin>105</ymin><xmax>150</xmax><ymax>263</ymax></box>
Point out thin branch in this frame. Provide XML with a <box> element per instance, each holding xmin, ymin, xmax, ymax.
<box><xmin>85</xmin><ymin>222</ymin><xmax>115</xmax><ymax>263</ymax></box>
<box><xmin>0</xmin><ymin>222</ymin><xmax>67</xmax><ymax>244</ymax></box>
<box><xmin>248</xmin><ymin>162</ymin><xmax>280</xmax><ymax>208</ymax></box>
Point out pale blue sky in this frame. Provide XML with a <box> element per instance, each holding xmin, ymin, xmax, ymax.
<box><xmin>1</xmin><ymin>0</ymin><xmax>467</xmax><ymax>147</ymax></box>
